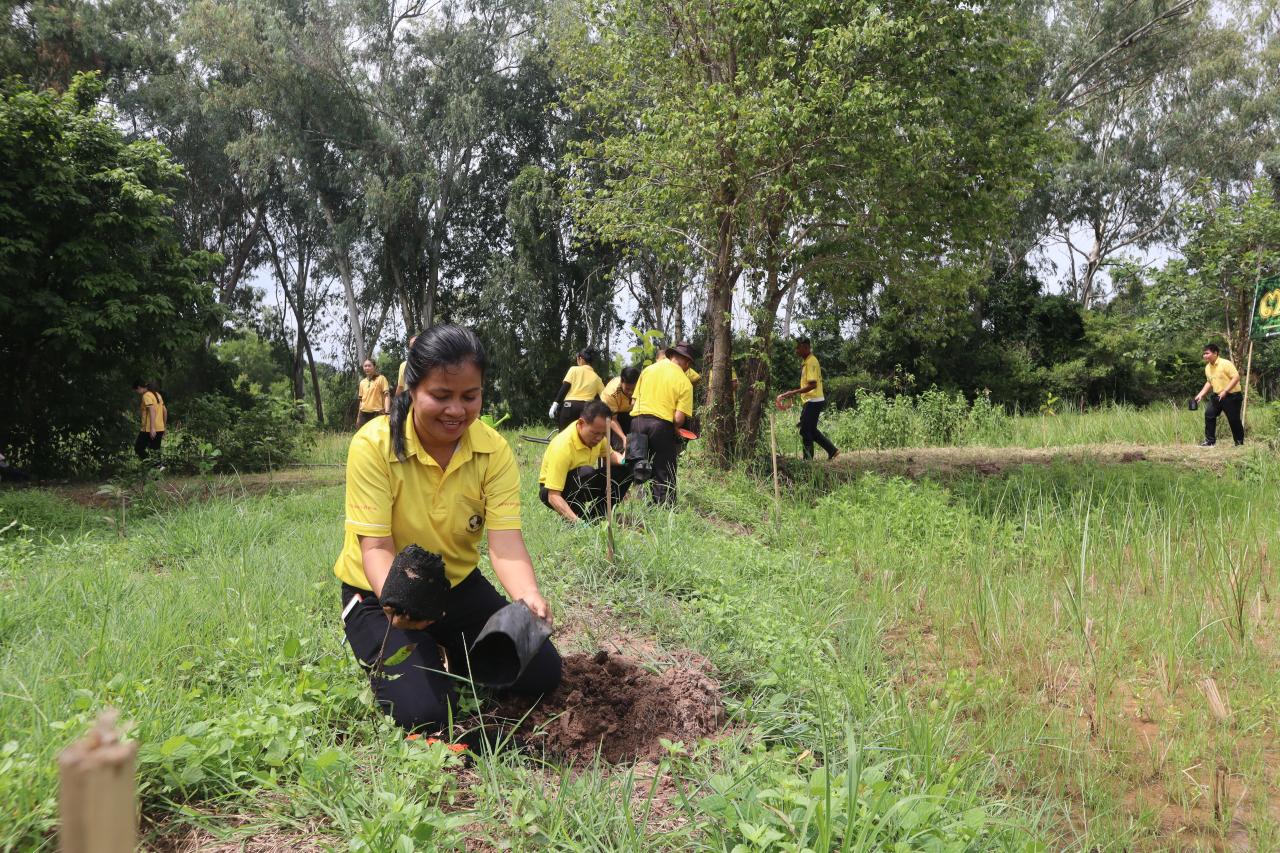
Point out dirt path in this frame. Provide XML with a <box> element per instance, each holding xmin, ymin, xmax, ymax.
<box><xmin>821</xmin><ymin>442</ymin><xmax>1249</xmax><ymax>479</ymax></box>
<box><xmin>51</xmin><ymin>466</ymin><xmax>344</xmax><ymax>510</ymax></box>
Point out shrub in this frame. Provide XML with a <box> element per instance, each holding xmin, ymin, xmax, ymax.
<box><xmin>821</xmin><ymin>388</ymin><xmax>1013</xmax><ymax>450</ymax></box>
<box><xmin>164</xmin><ymin>393</ymin><xmax>314</xmax><ymax>473</ymax></box>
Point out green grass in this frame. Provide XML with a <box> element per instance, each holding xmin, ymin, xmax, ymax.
<box><xmin>0</xmin><ymin>427</ymin><xmax>1276</xmax><ymax>850</ymax></box>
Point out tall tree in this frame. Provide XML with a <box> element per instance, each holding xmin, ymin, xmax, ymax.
<box><xmin>0</xmin><ymin>73</ymin><xmax>219</xmax><ymax>471</ymax></box>
<box><xmin>560</xmin><ymin>0</ymin><xmax>1045</xmax><ymax>462</ymax></box>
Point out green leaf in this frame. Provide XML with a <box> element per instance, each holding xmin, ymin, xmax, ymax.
<box><xmin>383</xmin><ymin>644</ymin><xmax>416</xmax><ymax>667</ymax></box>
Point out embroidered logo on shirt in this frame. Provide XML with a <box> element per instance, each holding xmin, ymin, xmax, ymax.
<box><xmin>467</xmin><ymin>513</ymin><xmax>483</xmax><ymax>532</ymax></box>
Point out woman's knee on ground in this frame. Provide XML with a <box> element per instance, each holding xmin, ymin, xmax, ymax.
<box><xmin>375</xmin><ymin>682</ymin><xmax>455</xmax><ymax>733</ymax></box>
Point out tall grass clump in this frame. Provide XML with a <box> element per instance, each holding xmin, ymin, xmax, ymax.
<box><xmin>820</xmin><ymin>389</ymin><xmax>1012</xmax><ymax>451</ymax></box>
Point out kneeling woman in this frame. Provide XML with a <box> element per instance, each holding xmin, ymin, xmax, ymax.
<box><xmin>333</xmin><ymin>324</ymin><xmax>561</xmax><ymax>732</ymax></box>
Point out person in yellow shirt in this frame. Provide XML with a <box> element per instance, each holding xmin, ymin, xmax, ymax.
<box><xmin>601</xmin><ymin>365</ymin><xmax>640</xmax><ymax>449</ymax></box>
<box><xmin>1193</xmin><ymin>343</ymin><xmax>1244</xmax><ymax>446</ymax></box>
<box><xmin>538</xmin><ymin>401</ymin><xmax>627</xmax><ymax>523</ymax></box>
<box><xmin>395</xmin><ymin>334</ymin><xmax>418</xmax><ymax>397</ymax></box>
<box><xmin>550</xmin><ymin>348</ymin><xmax>605</xmax><ymax>429</ymax></box>
<box><xmin>131</xmin><ymin>380</ymin><xmax>167</xmax><ymax>462</ymax></box>
<box><xmin>775</xmin><ymin>337</ymin><xmax>839</xmax><ymax>460</ymax></box>
<box><xmin>335</xmin><ymin>324</ymin><xmax>560</xmax><ymax>734</ymax></box>
<box><xmin>356</xmin><ymin>358</ymin><xmax>391</xmax><ymax>429</ymax></box>
<box><xmin>630</xmin><ymin>342</ymin><xmax>696</xmax><ymax>504</ymax></box>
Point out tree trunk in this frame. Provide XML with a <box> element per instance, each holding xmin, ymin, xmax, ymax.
<box><xmin>304</xmin><ymin>331</ymin><xmax>324</xmax><ymax>425</ymax></box>
<box><xmin>705</xmin><ymin>185</ymin><xmax>740</xmax><ymax>466</ymax></box>
<box><xmin>320</xmin><ymin>200</ymin><xmax>366</xmax><ymax>363</ymax></box>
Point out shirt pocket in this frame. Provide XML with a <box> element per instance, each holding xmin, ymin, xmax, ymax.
<box><xmin>455</xmin><ymin>495</ymin><xmax>486</xmax><ymax>540</ymax></box>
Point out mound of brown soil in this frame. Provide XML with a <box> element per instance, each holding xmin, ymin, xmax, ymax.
<box><xmin>492</xmin><ymin>650</ymin><xmax>726</xmax><ymax>763</ymax></box>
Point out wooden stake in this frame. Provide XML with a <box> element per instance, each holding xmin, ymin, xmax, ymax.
<box><xmin>769</xmin><ymin>409</ymin><xmax>781</xmax><ymax>512</ymax></box>
<box><xmin>1242</xmin><ymin>339</ymin><xmax>1254</xmax><ymax>426</ymax></box>
<box><xmin>605</xmin><ymin>442</ymin><xmax>615</xmax><ymax>562</ymax></box>
<box><xmin>58</xmin><ymin>710</ymin><xmax>137</xmax><ymax>853</ymax></box>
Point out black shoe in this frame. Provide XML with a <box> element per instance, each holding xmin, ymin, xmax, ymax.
<box><xmin>1234</xmin><ymin>441</ymin><xmax>1244</xmax><ymax>446</ymax></box>
<box><xmin>1198</xmin><ymin>440</ymin><xmax>1215</xmax><ymax>447</ymax></box>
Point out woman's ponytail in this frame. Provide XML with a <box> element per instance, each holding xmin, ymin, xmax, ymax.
<box><xmin>388</xmin><ymin>386</ymin><xmax>413</xmax><ymax>460</ymax></box>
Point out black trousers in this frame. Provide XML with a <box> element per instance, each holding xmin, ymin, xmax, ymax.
<box><xmin>539</xmin><ymin>464</ymin><xmax>629</xmax><ymax>520</ymax></box>
<box><xmin>1205</xmin><ymin>392</ymin><xmax>1245</xmax><ymax>445</ymax></box>
<box><xmin>557</xmin><ymin>399</ymin><xmax>589</xmax><ymax>430</ymax></box>
<box><xmin>799</xmin><ymin>401</ymin><xmax>838</xmax><ymax>459</ymax></box>
<box><xmin>631</xmin><ymin>414</ymin><xmax>678</xmax><ymax>505</ymax></box>
<box><xmin>355</xmin><ymin>411</ymin><xmax>383</xmax><ymax>429</ymax></box>
<box><xmin>134</xmin><ymin>431</ymin><xmax>164</xmax><ymax>461</ymax></box>
<box><xmin>340</xmin><ymin>571</ymin><xmax>562</xmax><ymax>734</ymax></box>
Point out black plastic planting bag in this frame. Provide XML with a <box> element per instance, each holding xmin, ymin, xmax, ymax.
<box><xmin>380</xmin><ymin>545</ymin><xmax>449</xmax><ymax>622</ymax></box>
<box><xmin>1188</xmin><ymin>397</ymin><xmax>1198</xmax><ymax>411</ymax></box>
<box><xmin>468</xmin><ymin>601</ymin><xmax>553</xmax><ymax>687</ymax></box>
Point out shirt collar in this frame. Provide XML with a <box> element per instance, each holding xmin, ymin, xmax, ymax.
<box><xmin>397</xmin><ymin>414</ymin><xmax>502</xmax><ymax>469</ymax></box>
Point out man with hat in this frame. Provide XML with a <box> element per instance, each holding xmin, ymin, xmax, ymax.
<box><xmin>629</xmin><ymin>341</ymin><xmax>696</xmax><ymax>505</ymax></box>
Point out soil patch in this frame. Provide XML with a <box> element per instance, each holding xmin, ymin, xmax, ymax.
<box><xmin>493</xmin><ymin>650</ymin><xmax>726</xmax><ymax>764</ymax></box>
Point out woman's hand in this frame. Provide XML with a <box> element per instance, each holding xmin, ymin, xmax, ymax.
<box><xmin>520</xmin><ymin>589</ymin><xmax>553</xmax><ymax>624</ymax></box>
<box><xmin>383</xmin><ymin>605</ymin><xmax>432</xmax><ymax>631</ymax></box>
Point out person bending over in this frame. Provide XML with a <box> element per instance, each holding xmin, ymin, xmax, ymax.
<box><xmin>538</xmin><ymin>401</ymin><xmax>627</xmax><ymax>523</ymax></box>
<box><xmin>601</xmin><ymin>365</ymin><xmax>640</xmax><ymax>451</ymax></box>
<box><xmin>550</xmin><ymin>348</ymin><xmax>605</xmax><ymax>429</ymax></box>
<box><xmin>1193</xmin><ymin>343</ymin><xmax>1244</xmax><ymax>446</ymax></box>
<box><xmin>334</xmin><ymin>324</ymin><xmax>561</xmax><ymax>734</ymax></box>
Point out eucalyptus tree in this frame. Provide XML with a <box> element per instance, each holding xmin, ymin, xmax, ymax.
<box><xmin>559</xmin><ymin>0</ymin><xmax>1046</xmax><ymax>462</ymax></box>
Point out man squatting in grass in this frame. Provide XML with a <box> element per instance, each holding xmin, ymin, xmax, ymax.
<box><xmin>538</xmin><ymin>400</ymin><xmax>628</xmax><ymax>524</ymax></box>
<box><xmin>335</xmin><ymin>324</ymin><xmax>561</xmax><ymax>733</ymax></box>
<box><xmin>1193</xmin><ymin>343</ymin><xmax>1245</xmax><ymax>446</ymax></box>
<box><xmin>775</xmin><ymin>337</ymin><xmax>839</xmax><ymax>461</ymax></box>
<box><xmin>629</xmin><ymin>342</ymin><xmax>696</xmax><ymax>505</ymax></box>
<box><xmin>356</xmin><ymin>358</ymin><xmax>390</xmax><ymax>429</ymax></box>
<box><xmin>131</xmin><ymin>380</ymin><xmax>166</xmax><ymax>462</ymax></box>
<box><xmin>549</xmin><ymin>347</ymin><xmax>605</xmax><ymax>430</ymax></box>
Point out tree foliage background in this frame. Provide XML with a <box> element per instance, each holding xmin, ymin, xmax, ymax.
<box><xmin>2</xmin><ymin>0</ymin><xmax>1280</xmax><ymax>471</ymax></box>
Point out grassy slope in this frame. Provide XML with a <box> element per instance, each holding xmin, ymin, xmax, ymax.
<box><xmin>0</xmin><ymin>426</ymin><xmax>1276</xmax><ymax>850</ymax></box>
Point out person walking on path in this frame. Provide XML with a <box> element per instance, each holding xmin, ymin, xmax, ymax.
<box><xmin>775</xmin><ymin>337</ymin><xmax>839</xmax><ymax>461</ymax></box>
<box><xmin>395</xmin><ymin>335</ymin><xmax>418</xmax><ymax>397</ymax></box>
<box><xmin>334</xmin><ymin>324</ymin><xmax>561</xmax><ymax>734</ymax></box>
<box><xmin>131</xmin><ymin>380</ymin><xmax>167</xmax><ymax>463</ymax></box>
<box><xmin>549</xmin><ymin>348</ymin><xmax>604</xmax><ymax>429</ymax></box>
<box><xmin>357</xmin><ymin>358</ymin><xmax>391</xmax><ymax>429</ymax></box>
<box><xmin>1193</xmin><ymin>343</ymin><xmax>1245</xmax><ymax>446</ymax></box>
<box><xmin>629</xmin><ymin>342</ymin><xmax>695</xmax><ymax>505</ymax></box>
<box><xmin>538</xmin><ymin>401</ymin><xmax>627</xmax><ymax>523</ymax></box>
<box><xmin>601</xmin><ymin>365</ymin><xmax>640</xmax><ymax>451</ymax></box>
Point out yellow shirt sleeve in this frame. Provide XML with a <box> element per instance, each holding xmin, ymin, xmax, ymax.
<box><xmin>676</xmin><ymin>375</ymin><xmax>694</xmax><ymax>418</ymax></box>
<box><xmin>562</xmin><ymin>366</ymin><xmax>577</xmax><ymax>385</ymax></box>
<box><xmin>538</xmin><ymin>437</ymin><xmax>571</xmax><ymax>492</ymax></box>
<box><xmin>397</xmin><ymin>361</ymin><xmax>406</xmax><ymax>389</ymax></box>
<box><xmin>483</xmin><ymin>441</ymin><xmax>522</xmax><ymax>531</ymax></box>
<box><xmin>343</xmin><ymin>432</ymin><xmax>393</xmax><ymax>538</ymax></box>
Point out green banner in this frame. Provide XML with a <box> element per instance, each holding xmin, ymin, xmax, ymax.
<box><xmin>1252</xmin><ymin>275</ymin><xmax>1280</xmax><ymax>340</ymax></box>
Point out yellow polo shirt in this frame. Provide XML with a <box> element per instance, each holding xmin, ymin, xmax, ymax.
<box><xmin>397</xmin><ymin>361</ymin><xmax>407</xmax><ymax>391</ymax></box>
<box><xmin>333</xmin><ymin>416</ymin><xmax>521</xmax><ymax>590</ymax></box>
<box><xmin>801</xmin><ymin>354</ymin><xmax>824</xmax><ymax>402</ymax></box>
<box><xmin>685</xmin><ymin>367</ymin><xmax>701</xmax><ymax>384</ymax></box>
<box><xmin>359</xmin><ymin>375</ymin><xmax>390</xmax><ymax>413</ymax></box>
<box><xmin>140</xmin><ymin>391</ymin><xmax>166</xmax><ymax>432</ymax></box>
<box><xmin>1205</xmin><ymin>358</ymin><xmax>1239</xmax><ymax>395</ymax></box>
<box><xmin>601</xmin><ymin>376</ymin><xmax>634</xmax><ymax>414</ymax></box>
<box><xmin>562</xmin><ymin>365</ymin><xmax>605</xmax><ymax>402</ymax></box>
<box><xmin>631</xmin><ymin>359</ymin><xmax>694</xmax><ymax>423</ymax></box>
<box><xmin>538</xmin><ymin>423</ymin><xmax>609</xmax><ymax>492</ymax></box>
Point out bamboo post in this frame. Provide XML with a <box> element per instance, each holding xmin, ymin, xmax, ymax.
<box><xmin>605</xmin><ymin>441</ymin><xmax>615</xmax><ymax>562</ymax></box>
<box><xmin>769</xmin><ymin>409</ymin><xmax>781</xmax><ymax>512</ymax></box>
<box><xmin>58</xmin><ymin>710</ymin><xmax>137</xmax><ymax>853</ymax></box>
<box><xmin>1242</xmin><ymin>340</ymin><xmax>1254</xmax><ymax>427</ymax></box>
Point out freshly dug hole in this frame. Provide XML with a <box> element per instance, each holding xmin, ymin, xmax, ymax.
<box><xmin>492</xmin><ymin>650</ymin><xmax>726</xmax><ymax>764</ymax></box>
